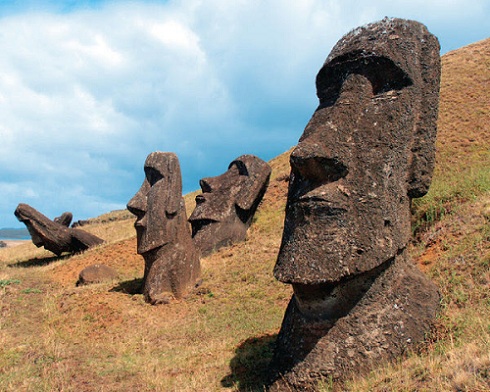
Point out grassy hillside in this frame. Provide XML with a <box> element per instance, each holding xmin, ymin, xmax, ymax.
<box><xmin>1</xmin><ymin>39</ymin><xmax>489</xmax><ymax>391</ymax></box>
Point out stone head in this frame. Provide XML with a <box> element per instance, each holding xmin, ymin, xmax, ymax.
<box><xmin>14</xmin><ymin>203</ymin><xmax>103</xmax><ymax>255</ymax></box>
<box><xmin>189</xmin><ymin>154</ymin><xmax>271</xmax><ymax>255</ymax></box>
<box><xmin>14</xmin><ymin>203</ymin><xmax>52</xmax><ymax>247</ymax></box>
<box><xmin>274</xmin><ymin>18</ymin><xmax>441</xmax><ymax>285</ymax></box>
<box><xmin>127</xmin><ymin>152</ymin><xmax>183</xmax><ymax>255</ymax></box>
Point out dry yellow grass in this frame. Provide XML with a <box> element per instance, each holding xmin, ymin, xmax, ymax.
<box><xmin>1</xmin><ymin>39</ymin><xmax>489</xmax><ymax>391</ymax></box>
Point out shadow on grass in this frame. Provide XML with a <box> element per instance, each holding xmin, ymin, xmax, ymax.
<box><xmin>9</xmin><ymin>254</ymin><xmax>71</xmax><ymax>268</ymax></box>
<box><xmin>221</xmin><ymin>333</ymin><xmax>277</xmax><ymax>391</ymax></box>
<box><xmin>110</xmin><ymin>278</ymin><xmax>143</xmax><ymax>295</ymax></box>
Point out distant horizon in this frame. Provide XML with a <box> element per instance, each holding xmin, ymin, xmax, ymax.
<box><xmin>0</xmin><ymin>227</ymin><xmax>30</xmax><ymax>240</ymax></box>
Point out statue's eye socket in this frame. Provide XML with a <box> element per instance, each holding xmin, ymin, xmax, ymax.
<box><xmin>230</xmin><ymin>161</ymin><xmax>249</xmax><ymax>176</ymax></box>
<box><xmin>316</xmin><ymin>53</ymin><xmax>412</xmax><ymax>107</ymax></box>
<box><xmin>145</xmin><ymin>167</ymin><xmax>164</xmax><ymax>186</ymax></box>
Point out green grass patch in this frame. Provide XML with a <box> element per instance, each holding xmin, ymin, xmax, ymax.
<box><xmin>0</xmin><ymin>279</ymin><xmax>21</xmax><ymax>287</ymax></box>
<box><xmin>412</xmin><ymin>160</ymin><xmax>489</xmax><ymax>234</ymax></box>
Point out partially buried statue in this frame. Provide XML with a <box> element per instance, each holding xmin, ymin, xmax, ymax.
<box><xmin>54</xmin><ymin>211</ymin><xmax>73</xmax><ymax>227</ymax></box>
<box><xmin>189</xmin><ymin>155</ymin><xmax>271</xmax><ymax>256</ymax></box>
<box><xmin>269</xmin><ymin>18</ymin><xmax>441</xmax><ymax>389</ymax></box>
<box><xmin>127</xmin><ymin>152</ymin><xmax>200</xmax><ymax>304</ymax></box>
<box><xmin>15</xmin><ymin>203</ymin><xmax>103</xmax><ymax>255</ymax></box>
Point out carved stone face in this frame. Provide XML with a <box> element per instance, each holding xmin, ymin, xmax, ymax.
<box><xmin>127</xmin><ymin>152</ymin><xmax>182</xmax><ymax>255</ymax></box>
<box><xmin>190</xmin><ymin>162</ymin><xmax>245</xmax><ymax>225</ymax></box>
<box><xmin>14</xmin><ymin>203</ymin><xmax>103</xmax><ymax>255</ymax></box>
<box><xmin>189</xmin><ymin>154</ymin><xmax>271</xmax><ymax>255</ymax></box>
<box><xmin>268</xmin><ymin>19</ymin><xmax>441</xmax><ymax>389</ymax></box>
<box><xmin>274</xmin><ymin>19</ymin><xmax>440</xmax><ymax>285</ymax></box>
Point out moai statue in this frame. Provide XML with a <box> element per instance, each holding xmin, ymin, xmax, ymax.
<box><xmin>54</xmin><ymin>212</ymin><xmax>73</xmax><ymax>227</ymax></box>
<box><xmin>15</xmin><ymin>204</ymin><xmax>103</xmax><ymax>255</ymax></box>
<box><xmin>127</xmin><ymin>152</ymin><xmax>200</xmax><ymax>304</ymax></box>
<box><xmin>269</xmin><ymin>18</ymin><xmax>441</xmax><ymax>389</ymax></box>
<box><xmin>188</xmin><ymin>154</ymin><xmax>271</xmax><ymax>256</ymax></box>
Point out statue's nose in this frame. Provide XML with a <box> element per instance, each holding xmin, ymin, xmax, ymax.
<box><xmin>290</xmin><ymin>142</ymin><xmax>348</xmax><ymax>185</ymax></box>
<box><xmin>127</xmin><ymin>186</ymin><xmax>148</xmax><ymax>218</ymax></box>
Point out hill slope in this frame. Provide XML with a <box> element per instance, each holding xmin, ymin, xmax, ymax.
<box><xmin>1</xmin><ymin>39</ymin><xmax>489</xmax><ymax>391</ymax></box>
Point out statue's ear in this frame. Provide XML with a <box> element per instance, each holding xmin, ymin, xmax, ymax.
<box><xmin>407</xmin><ymin>32</ymin><xmax>441</xmax><ymax>199</ymax></box>
<box><xmin>234</xmin><ymin>156</ymin><xmax>272</xmax><ymax>210</ymax></box>
<box><xmin>163</xmin><ymin>154</ymin><xmax>182</xmax><ymax>215</ymax></box>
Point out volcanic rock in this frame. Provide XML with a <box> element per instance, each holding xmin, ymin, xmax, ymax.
<box><xmin>269</xmin><ymin>17</ymin><xmax>441</xmax><ymax>389</ymax></box>
<box><xmin>127</xmin><ymin>152</ymin><xmax>201</xmax><ymax>304</ymax></box>
<box><xmin>189</xmin><ymin>155</ymin><xmax>271</xmax><ymax>256</ymax></box>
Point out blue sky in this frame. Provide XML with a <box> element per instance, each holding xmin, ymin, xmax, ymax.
<box><xmin>0</xmin><ymin>0</ymin><xmax>489</xmax><ymax>228</ymax></box>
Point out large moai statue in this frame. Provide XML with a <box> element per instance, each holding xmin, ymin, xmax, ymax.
<box><xmin>127</xmin><ymin>152</ymin><xmax>200</xmax><ymax>304</ymax></box>
<box><xmin>269</xmin><ymin>18</ymin><xmax>441</xmax><ymax>389</ymax></box>
<box><xmin>15</xmin><ymin>204</ymin><xmax>103</xmax><ymax>255</ymax></box>
<box><xmin>188</xmin><ymin>154</ymin><xmax>271</xmax><ymax>256</ymax></box>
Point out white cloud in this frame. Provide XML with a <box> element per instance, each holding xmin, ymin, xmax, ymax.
<box><xmin>0</xmin><ymin>0</ymin><xmax>488</xmax><ymax>228</ymax></box>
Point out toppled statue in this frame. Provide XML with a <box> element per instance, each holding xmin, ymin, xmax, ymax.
<box><xmin>14</xmin><ymin>203</ymin><xmax>104</xmax><ymax>255</ymax></box>
<box><xmin>127</xmin><ymin>152</ymin><xmax>200</xmax><ymax>304</ymax></box>
<box><xmin>269</xmin><ymin>18</ymin><xmax>441</xmax><ymax>389</ymax></box>
<box><xmin>189</xmin><ymin>155</ymin><xmax>271</xmax><ymax>256</ymax></box>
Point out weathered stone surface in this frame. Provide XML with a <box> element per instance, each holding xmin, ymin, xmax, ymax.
<box><xmin>269</xmin><ymin>18</ymin><xmax>441</xmax><ymax>389</ymax></box>
<box><xmin>77</xmin><ymin>264</ymin><xmax>118</xmax><ymax>286</ymax></box>
<box><xmin>14</xmin><ymin>203</ymin><xmax>104</xmax><ymax>256</ymax></box>
<box><xmin>54</xmin><ymin>212</ymin><xmax>73</xmax><ymax>227</ymax></box>
<box><xmin>189</xmin><ymin>155</ymin><xmax>271</xmax><ymax>256</ymax></box>
<box><xmin>127</xmin><ymin>152</ymin><xmax>201</xmax><ymax>304</ymax></box>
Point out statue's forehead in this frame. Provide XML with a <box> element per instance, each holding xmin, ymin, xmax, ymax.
<box><xmin>316</xmin><ymin>54</ymin><xmax>412</xmax><ymax>104</ymax></box>
<box><xmin>228</xmin><ymin>155</ymin><xmax>270</xmax><ymax>177</ymax></box>
<box><xmin>144</xmin><ymin>152</ymin><xmax>178</xmax><ymax>176</ymax></box>
<box><xmin>319</xmin><ymin>18</ymin><xmax>433</xmax><ymax>91</ymax></box>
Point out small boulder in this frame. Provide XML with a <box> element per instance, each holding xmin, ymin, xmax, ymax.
<box><xmin>76</xmin><ymin>264</ymin><xmax>118</xmax><ymax>286</ymax></box>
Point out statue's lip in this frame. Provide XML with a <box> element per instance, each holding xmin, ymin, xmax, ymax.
<box><xmin>188</xmin><ymin>217</ymin><xmax>218</xmax><ymax>224</ymax></box>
